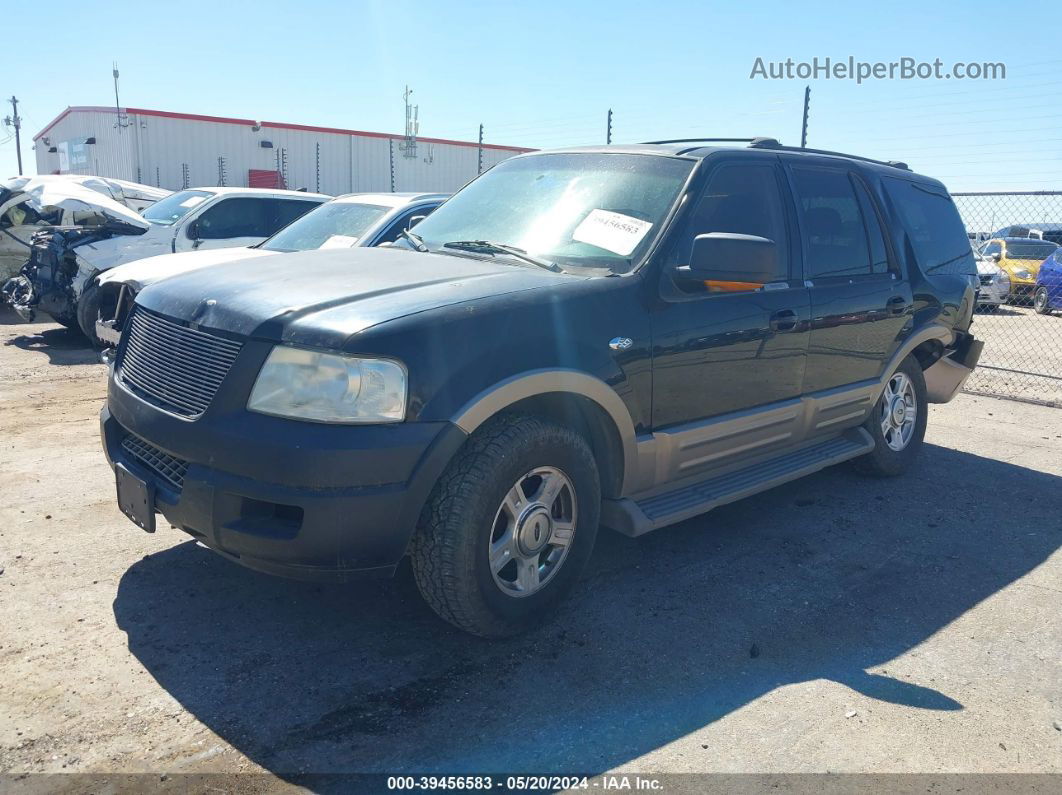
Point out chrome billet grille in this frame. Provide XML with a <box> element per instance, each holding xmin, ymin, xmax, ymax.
<box><xmin>118</xmin><ymin>307</ymin><xmax>242</xmax><ymax>418</ymax></box>
<box><xmin>121</xmin><ymin>434</ymin><xmax>189</xmax><ymax>492</ymax></box>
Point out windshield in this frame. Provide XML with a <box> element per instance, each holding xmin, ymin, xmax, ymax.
<box><xmin>141</xmin><ymin>190</ymin><xmax>214</xmax><ymax>226</ymax></box>
<box><xmin>259</xmin><ymin>201</ymin><xmax>390</xmax><ymax>252</ymax></box>
<box><xmin>407</xmin><ymin>153</ymin><xmax>695</xmax><ymax>273</ymax></box>
<box><xmin>1007</xmin><ymin>241</ymin><xmax>1058</xmax><ymax>260</ymax></box>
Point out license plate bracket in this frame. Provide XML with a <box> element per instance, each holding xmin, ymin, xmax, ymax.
<box><xmin>116</xmin><ymin>464</ymin><xmax>156</xmax><ymax>533</ymax></box>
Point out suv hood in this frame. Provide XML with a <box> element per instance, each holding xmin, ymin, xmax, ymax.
<box><xmin>98</xmin><ymin>246</ymin><xmax>273</xmax><ymax>291</ymax></box>
<box><xmin>136</xmin><ymin>246</ymin><xmax>574</xmax><ymax>346</ymax></box>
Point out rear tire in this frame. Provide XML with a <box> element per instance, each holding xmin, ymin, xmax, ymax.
<box><xmin>410</xmin><ymin>413</ymin><xmax>600</xmax><ymax>638</ymax></box>
<box><xmin>854</xmin><ymin>355</ymin><xmax>928</xmax><ymax>477</ymax></box>
<box><xmin>1033</xmin><ymin>286</ymin><xmax>1051</xmax><ymax>315</ymax></box>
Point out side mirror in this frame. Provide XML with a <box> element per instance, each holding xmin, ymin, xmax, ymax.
<box><xmin>675</xmin><ymin>233</ymin><xmax>780</xmax><ymax>287</ymax></box>
<box><xmin>408</xmin><ymin>215</ymin><xmax>427</xmax><ymax>229</ymax></box>
<box><xmin>988</xmin><ymin>252</ymin><xmax>1001</xmax><ymax>262</ymax></box>
<box><xmin>186</xmin><ymin>220</ymin><xmax>201</xmax><ymax>240</ymax></box>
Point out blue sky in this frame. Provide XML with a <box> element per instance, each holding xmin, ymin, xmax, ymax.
<box><xmin>3</xmin><ymin>0</ymin><xmax>1059</xmax><ymax>191</ymax></box>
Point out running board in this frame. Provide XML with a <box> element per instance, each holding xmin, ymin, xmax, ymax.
<box><xmin>601</xmin><ymin>429</ymin><xmax>874</xmax><ymax>537</ymax></box>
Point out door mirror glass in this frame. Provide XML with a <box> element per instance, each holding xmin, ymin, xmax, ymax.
<box><xmin>679</xmin><ymin>232</ymin><xmax>780</xmax><ymax>286</ymax></box>
<box><xmin>186</xmin><ymin>220</ymin><xmax>200</xmax><ymax>240</ymax></box>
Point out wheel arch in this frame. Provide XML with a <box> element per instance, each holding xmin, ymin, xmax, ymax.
<box><xmin>909</xmin><ymin>337</ymin><xmax>945</xmax><ymax>371</ymax></box>
<box><xmin>451</xmin><ymin>370</ymin><xmax>638</xmax><ymax>498</ymax></box>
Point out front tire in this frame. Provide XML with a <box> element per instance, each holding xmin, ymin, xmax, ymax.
<box><xmin>1033</xmin><ymin>286</ymin><xmax>1052</xmax><ymax>315</ymax></box>
<box><xmin>854</xmin><ymin>355</ymin><xmax>928</xmax><ymax>477</ymax></box>
<box><xmin>410</xmin><ymin>413</ymin><xmax>601</xmax><ymax>638</ymax></box>
<box><xmin>76</xmin><ymin>280</ymin><xmax>106</xmax><ymax>347</ymax></box>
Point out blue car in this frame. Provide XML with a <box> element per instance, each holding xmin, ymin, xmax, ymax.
<box><xmin>1034</xmin><ymin>248</ymin><xmax>1062</xmax><ymax>314</ymax></box>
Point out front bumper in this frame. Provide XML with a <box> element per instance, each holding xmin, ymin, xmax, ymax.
<box><xmin>924</xmin><ymin>333</ymin><xmax>983</xmax><ymax>403</ymax></box>
<box><xmin>101</xmin><ymin>376</ymin><xmax>468</xmax><ymax>581</ymax></box>
<box><xmin>976</xmin><ymin>283</ymin><xmax>1007</xmax><ymax>305</ymax></box>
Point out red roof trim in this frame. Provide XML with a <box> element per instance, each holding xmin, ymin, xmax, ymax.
<box><xmin>34</xmin><ymin>105</ymin><xmax>533</xmax><ymax>153</ymax></box>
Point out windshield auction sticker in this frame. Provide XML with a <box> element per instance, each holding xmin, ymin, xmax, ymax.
<box><xmin>573</xmin><ymin>209</ymin><xmax>653</xmax><ymax>256</ymax></box>
<box><xmin>320</xmin><ymin>234</ymin><xmax>359</xmax><ymax>249</ymax></box>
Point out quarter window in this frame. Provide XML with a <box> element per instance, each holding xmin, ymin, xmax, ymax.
<box><xmin>882</xmin><ymin>177</ymin><xmax>976</xmax><ymax>275</ymax></box>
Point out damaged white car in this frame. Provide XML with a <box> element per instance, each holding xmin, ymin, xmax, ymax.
<box><xmin>2</xmin><ymin>185</ymin><xmax>328</xmax><ymax>340</ymax></box>
<box><xmin>0</xmin><ymin>175</ymin><xmax>170</xmax><ymax>281</ymax></box>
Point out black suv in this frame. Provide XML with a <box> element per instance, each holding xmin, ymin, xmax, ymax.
<box><xmin>101</xmin><ymin>139</ymin><xmax>983</xmax><ymax>637</ymax></box>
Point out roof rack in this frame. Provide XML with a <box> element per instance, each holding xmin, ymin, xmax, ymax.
<box><xmin>637</xmin><ymin>137</ymin><xmax>912</xmax><ymax>170</ymax></box>
<box><xmin>748</xmin><ymin>139</ymin><xmax>912</xmax><ymax>170</ymax></box>
<box><xmin>641</xmin><ymin>137</ymin><xmax>773</xmax><ymax>145</ymax></box>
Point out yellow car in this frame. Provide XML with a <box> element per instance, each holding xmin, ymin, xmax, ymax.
<box><xmin>978</xmin><ymin>237</ymin><xmax>1060</xmax><ymax>302</ymax></box>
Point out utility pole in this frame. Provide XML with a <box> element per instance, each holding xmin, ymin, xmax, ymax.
<box><xmin>4</xmin><ymin>96</ymin><xmax>23</xmax><ymax>175</ymax></box>
<box><xmin>607</xmin><ymin>108</ymin><xmax>613</xmax><ymax>145</ymax></box>
<box><xmin>800</xmin><ymin>85</ymin><xmax>810</xmax><ymax>148</ymax></box>
<box><xmin>477</xmin><ymin>124</ymin><xmax>484</xmax><ymax>175</ymax></box>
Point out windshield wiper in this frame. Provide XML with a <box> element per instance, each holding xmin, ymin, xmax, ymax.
<box><xmin>443</xmin><ymin>240</ymin><xmax>563</xmax><ymax>273</ymax></box>
<box><xmin>399</xmin><ymin>228</ymin><xmax>428</xmax><ymax>252</ymax></box>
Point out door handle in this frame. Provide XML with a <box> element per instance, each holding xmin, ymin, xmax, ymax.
<box><xmin>769</xmin><ymin>308</ymin><xmax>799</xmax><ymax>332</ymax></box>
<box><xmin>886</xmin><ymin>295</ymin><xmax>910</xmax><ymax>315</ymax></box>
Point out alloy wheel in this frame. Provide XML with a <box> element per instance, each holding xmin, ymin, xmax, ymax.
<box><xmin>880</xmin><ymin>372</ymin><xmax>917</xmax><ymax>452</ymax></box>
<box><xmin>488</xmin><ymin>466</ymin><xmax>577</xmax><ymax>597</ymax></box>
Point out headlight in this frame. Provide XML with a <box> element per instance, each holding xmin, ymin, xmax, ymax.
<box><xmin>248</xmin><ymin>347</ymin><xmax>407</xmax><ymax>423</ymax></box>
<box><xmin>1014</xmin><ymin>268</ymin><xmax>1033</xmax><ymax>281</ymax></box>
<box><xmin>994</xmin><ymin>269</ymin><xmax>1010</xmax><ymax>285</ymax></box>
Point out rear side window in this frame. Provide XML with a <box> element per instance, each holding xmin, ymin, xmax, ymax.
<box><xmin>790</xmin><ymin>167</ymin><xmax>877</xmax><ymax>279</ymax></box>
<box><xmin>271</xmin><ymin>199</ymin><xmax>320</xmax><ymax>232</ymax></box>
<box><xmin>676</xmin><ymin>162</ymin><xmax>788</xmax><ymax>282</ymax></box>
<box><xmin>852</xmin><ymin>179</ymin><xmax>891</xmax><ymax>274</ymax></box>
<box><xmin>196</xmin><ymin>198</ymin><xmax>272</xmax><ymax>239</ymax></box>
<box><xmin>883</xmin><ymin>178</ymin><xmax>975</xmax><ymax>275</ymax></box>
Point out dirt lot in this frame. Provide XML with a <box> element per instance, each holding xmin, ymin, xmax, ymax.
<box><xmin>1</xmin><ymin>306</ymin><xmax>1061</xmax><ymax>785</ymax></box>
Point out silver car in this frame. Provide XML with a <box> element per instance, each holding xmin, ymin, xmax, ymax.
<box><xmin>975</xmin><ymin>254</ymin><xmax>1009</xmax><ymax>308</ymax></box>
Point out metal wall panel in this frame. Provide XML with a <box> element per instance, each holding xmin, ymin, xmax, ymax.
<box><xmin>35</xmin><ymin>109</ymin><xmax>528</xmax><ymax>195</ymax></box>
<box><xmin>33</xmin><ymin>109</ymin><xmax>138</xmax><ymax>182</ymax></box>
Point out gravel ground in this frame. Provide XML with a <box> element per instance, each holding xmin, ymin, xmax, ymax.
<box><xmin>1</xmin><ymin>306</ymin><xmax>1060</xmax><ymax>785</ymax></box>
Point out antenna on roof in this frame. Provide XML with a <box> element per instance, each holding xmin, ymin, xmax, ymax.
<box><xmin>112</xmin><ymin>62</ymin><xmax>129</xmax><ymax>133</ymax></box>
<box><xmin>399</xmin><ymin>85</ymin><xmax>419</xmax><ymax>159</ymax></box>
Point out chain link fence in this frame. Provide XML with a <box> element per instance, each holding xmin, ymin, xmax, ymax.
<box><xmin>951</xmin><ymin>191</ymin><xmax>1062</xmax><ymax>407</ymax></box>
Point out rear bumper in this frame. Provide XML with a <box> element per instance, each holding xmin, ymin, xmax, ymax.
<box><xmin>924</xmin><ymin>334</ymin><xmax>983</xmax><ymax>403</ymax></box>
<box><xmin>101</xmin><ymin>378</ymin><xmax>469</xmax><ymax>581</ymax></box>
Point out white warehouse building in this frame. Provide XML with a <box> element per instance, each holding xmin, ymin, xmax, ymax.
<box><xmin>32</xmin><ymin>106</ymin><xmax>531</xmax><ymax>195</ymax></box>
